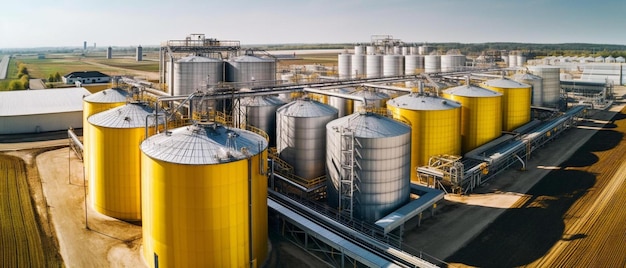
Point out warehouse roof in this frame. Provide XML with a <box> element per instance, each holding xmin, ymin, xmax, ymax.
<box><xmin>64</xmin><ymin>71</ymin><xmax>109</xmax><ymax>79</ymax></box>
<box><xmin>0</xmin><ymin>87</ymin><xmax>90</xmax><ymax>116</ymax></box>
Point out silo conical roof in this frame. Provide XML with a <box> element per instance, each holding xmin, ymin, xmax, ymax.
<box><xmin>387</xmin><ymin>94</ymin><xmax>461</xmax><ymax>111</ymax></box>
<box><xmin>141</xmin><ymin>124</ymin><xmax>267</xmax><ymax>165</ymax></box>
<box><xmin>88</xmin><ymin>102</ymin><xmax>162</xmax><ymax>128</ymax></box>
<box><xmin>481</xmin><ymin>78</ymin><xmax>530</xmax><ymax>89</ymax></box>
<box><xmin>278</xmin><ymin>98</ymin><xmax>338</xmax><ymax>117</ymax></box>
<box><xmin>327</xmin><ymin>112</ymin><xmax>410</xmax><ymax>138</ymax></box>
<box><xmin>83</xmin><ymin>88</ymin><xmax>130</xmax><ymax>103</ymax></box>
<box><xmin>443</xmin><ymin>85</ymin><xmax>501</xmax><ymax>98</ymax></box>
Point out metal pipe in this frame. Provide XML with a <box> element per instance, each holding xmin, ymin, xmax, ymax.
<box><xmin>303</xmin><ymin>87</ymin><xmax>367</xmax><ymax>106</ymax></box>
<box><xmin>360</xmin><ymin>83</ymin><xmax>413</xmax><ymax>92</ymax></box>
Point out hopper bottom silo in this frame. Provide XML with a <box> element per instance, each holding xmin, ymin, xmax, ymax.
<box><xmin>141</xmin><ymin>152</ymin><xmax>268</xmax><ymax>268</ymax></box>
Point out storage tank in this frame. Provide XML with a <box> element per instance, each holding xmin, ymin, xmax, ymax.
<box><xmin>234</xmin><ymin>95</ymin><xmax>286</xmax><ymax>147</ymax></box>
<box><xmin>140</xmin><ymin>123</ymin><xmax>268</xmax><ymax>268</ymax></box>
<box><xmin>442</xmin><ymin>84</ymin><xmax>502</xmax><ymax>153</ymax></box>
<box><xmin>366</xmin><ymin>54</ymin><xmax>383</xmax><ymax>78</ymax></box>
<box><xmin>405</xmin><ymin>55</ymin><xmax>425</xmax><ymax>74</ymax></box>
<box><xmin>616</xmin><ymin>56</ymin><xmax>625</xmax><ymax>63</ymax></box>
<box><xmin>441</xmin><ymin>54</ymin><xmax>466</xmax><ymax>72</ymax></box>
<box><xmin>328</xmin><ymin>88</ymin><xmax>355</xmax><ymax>117</ymax></box>
<box><xmin>401</xmin><ymin>46</ymin><xmax>409</xmax><ymax>55</ymax></box>
<box><xmin>410</xmin><ymin>46</ymin><xmax>419</xmax><ymax>55</ymax></box>
<box><xmin>351</xmin><ymin>54</ymin><xmax>366</xmax><ymax>78</ymax></box>
<box><xmin>387</xmin><ymin>92</ymin><xmax>461</xmax><ymax>182</ymax></box>
<box><xmin>87</xmin><ymin>102</ymin><xmax>163</xmax><ymax>221</ymax></box>
<box><xmin>527</xmin><ymin>66</ymin><xmax>561</xmax><ymax>107</ymax></box>
<box><xmin>516</xmin><ymin>55</ymin><xmax>527</xmax><ymax>67</ymax></box>
<box><xmin>173</xmin><ymin>56</ymin><xmax>224</xmax><ymax>96</ymax></box>
<box><xmin>512</xmin><ymin>72</ymin><xmax>543</xmax><ymax>107</ymax></box>
<box><xmin>605</xmin><ymin>56</ymin><xmax>616</xmax><ymax>63</ymax></box>
<box><xmin>383</xmin><ymin>55</ymin><xmax>403</xmax><ymax>76</ymax></box>
<box><xmin>508</xmin><ymin>54</ymin><xmax>518</xmax><ymax>68</ymax></box>
<box><xmin>424</xmin><ymin>55</ymin><xmax>441</xmax><ymax>73</ymax></box>
<box><xmin>366</xmin><ymin>46</ymin><xmax>376</xmax><ymax>55</ymax></box>
<box><xmin>351</xmin><ymin>88</ymin><xmax>389</xmax><ymax>112</ymax></box>
<box><xmin>354</xmin><ymin>44</ymin><xmax>364</xmax><ymax>55</ymax></box>
<box><xmin>338</xmin><ymin>53</ymin><xmax>351</xmax><ymax>79</ymax></box>
<box><xmin>276</xmin><ymin>98</ymin><xmax>338</xmax><ymax>180</ymax></box>
<box><xmin>226</xmin><ymin>54</ymin><xmax>276</xmax><ymax>87</ymax></box>
<box><xmin>82</xmin><ymin>88</ymin><xmax>131</xmax><ymax>183</ymax></box>
<box><xmin>136</xmin><ymin>45</ymin><xmax>142</xmax><ymax>61</ymax></box>
<box><xmin>106</xmin><ymin>46</ymin><xmax>112</xmax><ymax>59</ymax></box>
<box><xmin>326</xmin><ymin>112</ymin><xmax>411</xmax><ymax>222</ymax></box>
<box><xmin>418</xmin><ymin>45</ymin><xmax>433</xmax><ymax>55</ymax></box>
<box><xmin>480</xmin><ymin>78</ymin><xmax>531</xmax><ymax>131</ymax></box>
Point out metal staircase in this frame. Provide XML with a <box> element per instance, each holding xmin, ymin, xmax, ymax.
<box><xmin>339</xmin><ymin>127</ymin><xmax>361</xmax><ymax>218</ymax></box>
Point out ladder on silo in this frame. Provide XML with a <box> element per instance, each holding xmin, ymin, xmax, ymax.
<box><xmin>339</xmin><ymin>127</ymin><xmax>361</xmax><ymax>219</ymax></box>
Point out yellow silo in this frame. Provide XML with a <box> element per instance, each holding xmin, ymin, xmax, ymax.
<box><xmin>387</xmin><ymin>92</ymin><xmax>461</xmax><ymax>182</ymax></box>
<box><xmin>82</xmin><ymin>88</ymin><xmax>131</xmax><ymax>183</ymax></box>
<box><xmin>140</xmin><ymin>123</ymin><xmax>268</xmax><ymax>268</ymax></box>
<box><xmin>442</xmin><ymin>84</ymin><xmax>502</xmax><ymax>153</ymax></box>
<box><xmin>480</xmin><ymin>78</ymin><xmax>531</xmax><ymax>131</ymax></box>
<box><xmin>87</xmin><ymin>102</ymin><xmax>161</xmax><ymax>221</ymax></box>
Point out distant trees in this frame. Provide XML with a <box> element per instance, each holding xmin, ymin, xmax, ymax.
<box><xmin>47</xmin><ymin>71</ymin><xmax>62</xmax><ymax>82</ymax></box>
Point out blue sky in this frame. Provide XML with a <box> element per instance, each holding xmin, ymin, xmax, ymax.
<box><xmin>1</xmin><ymin>0</ymin><xmax>625</xmax><ymax>48</ymax></box>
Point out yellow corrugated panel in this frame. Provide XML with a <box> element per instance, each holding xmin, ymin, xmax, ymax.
<box><xmin>388</xmin><ymin>107</ymin><xmax>461</xmax><ymax>182</ymax></box>
<box><xmin>442</xmin><ymin>93</ymin><xmax>502</xmax><ymax>153</ymax></box>
<box><xmin>141</xmin><ymin>152</ymin><xmax>268</xmax><ymax>268</ymax></box>
<box><xmin>82</xmin><ymin>101</ymin><xmax>125</xmax><ymax>183</ymax></box>
<box><xmin>482</xmin><ymin>84</ymin><xmax>531</xmax><ymax>131</ymax></box>
<box><xmin>88</xmin><ymin>126</ymin><xmax>149</xmax><ymax>220</ymax></box>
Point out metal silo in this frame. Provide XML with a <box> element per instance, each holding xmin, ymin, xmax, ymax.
<box><xmin>338</xmin><ymin>53</ymin><xmax>352</xmax><ymax>79</ymax></box>
<box><xmin>351</xmin><ymin>54</ymin><xmax>366</xmax><ymax>78</ymax></box>
<box><xmin>405</xmin><ymin>55</ymin><xmax>425</xmax><ymax>75</ymax></box>
<box><xmin>442</xmin><ymin>84</ymin><xmax>502</xmax><ymax>153</ymax></box>
<box><xmin>424</xmin><ymin>55</ymin><xmax>441</xmax><ymax>73</ymax></box>
<box><xmin>512</xmin><ymin>72</ymin><xmax>543</xmax><ymax>107</ymax></box>
<box><xmin>366</xmin><ymin>54</ymin><xmax>383</xmax><ymax>78</ymax></box>
<box><xmin>480</xmin><ymin>78</ymin><xmax>531</xmax><ymax>131</ymax></box>
<box><xmin>226</xmin><ymin>54</ymin><xmax>276</xmax><ymax>88</ymax></box>
<box><xmin>276</xmin><ymin>98</ymin><xmax>338</xmax><ymax>180</ymax></box>
<box><xmin>87</xmin><ymin>102</ymin><xmax>162</xmax><ymax>221</ymax></box>
<box><xmin>401</xmin><ymin>46</ymin><xmax>409</xmax><ymax>55</ymax></box>
<box><xmin>441</xmin><ymin>54</ymin><xmax>466</xmax><ymax>72</ymax></box>
<box><xmin>328</xmin><ymin>88</ymin><xmax>355</xmax><ymax>117</ymax></box>
<box><xmin>387</xmin><ymin>92</ymin><xmax>461</xmax><ymax>182</ymax></box>
<box><xmin>516</xmin><ymin>55</ymin><xmax>527</xmax><ymax>67</ymax></box>
<box><xmin>234</xmin><ymin>95</ymin><xmax>286</xmax><ymax>147</ymax></box>
<box><xmin>106</xmin><ymin>46</ymin><xmax>112</xmax><ymax>59</ymax></box>
<box><xmin>366</xmin><ymin>46</ymin><xmax>376</xmax><ymax>55</ymax></box>
<box><xmin>351</xmin><ymin>88</ymin><xmax>389</xmax><ymax>112</ymax></box>
<box><xmin>418</xmin><ymin>45</ymin><xmax>433</xmax><ymax>55</ymax></box>
<box><xmin>509</xmin><ymin>54</ymin><xmax>518</xmax><ymax>68</ymax></box>
<box><xmin>410</xmin><ymin>46</ymin><xmax>419</xmax><ymax>55</ymax></box>
<box><xmin>528</xmin><ymin>66</ymin><xmax>561</xmax><ymax>107</ymax></box>
<box><xmin>173</xmin><ymin>56</ymin><xmax>224</xmax><ymax>96</ymax></box>
<box><xmin>140</xmin><ymin>123</ymin><xmax>268</xmax><ymax>268</ymax></box>
<box><xmin>82</xmin><ymin>88</ymin><xmax>130</xmax><ymax>184</ymax></box>
<box><xmin>326</xmin><ymin>112</ymin><xmax>411</xmax><ymax>222</ymax></box>
<box><xmin>383</xmin><ymin>55</ymin><xmax>402</xmax><ymax>76</ymax></box>
<box><xmin>354</xmin><ymin>44</ymin><xmax>364</xmax><ymax>55</ymax></box>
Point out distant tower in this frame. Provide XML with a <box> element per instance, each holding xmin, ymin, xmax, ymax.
<box><xmin>94</xmin><ymin>42</ymin><xmax>96</xmax><ymax>48</ymax></box>
<box><xmin>136</xmin><ymin>45</ymin><xmax>143</xmax><ymax>61</ymax></box>
<box><xmin>106</xmin><ymin>47</ymin><xmax>112</xmax><ymax>59</ymax></box>
<box><xmin>83</xmin><ymin>41</ymin><xmax>87</xmax><ymax>50</ymax></box>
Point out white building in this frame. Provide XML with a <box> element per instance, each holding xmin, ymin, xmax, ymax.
<box><xmin>62</xmin><ymin>71</ymin><xmax>110</xmax><ymax>84</ymax></box>
<box><xmin>0</xmin><ymin>87</ymin><xmax>90</xmax><ymax>135</ymax></box>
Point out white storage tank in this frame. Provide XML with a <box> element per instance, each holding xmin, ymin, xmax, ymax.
<box><xmin>528</xmin><ymin>66</ymin><xmax>561</xmax><ymax>107</ymax></box>
<box><xmin>516</xmin><ymin>55</ymin><xmax>527</xmax><ymax>67</ymax></box>
<box><xmin>354</xmin><ymin>44</ymin><xmax>364</xmax><ymax>55</ymax></box>
<box><xmin>508</xmin><ymin>54</ymin><xmax>518</xmax><ymax>68</ymax></box>
<box><xmin>226</xmin><ymin>54</ymin><xmax>276</xmax><ymax>88</ymax></box>
<box><xmin>383</xmin><ymin>55</ymin><xmax>403</xmax><ymax>77</ymax></box>
<box><xmin>351</xmin><ymin>54</ymin><xmax>366</xmax><ymax>78</ymax></box>
<box><xmin>366</xmin><ymin>54</ymin><xmax>383</xmax><ymax>78</ymax></box>
<box><xmin>328</xmin><ymin>88</ymin><xmax>355</xmax><ymax>117</ymax></box>
<box><xmin>405</xmin><ymin>55</ymin><xmax>425</xmax><ymax>75</ymax></box>
<box><xmin>441</xmin><ymin>54</ymin><xmax>466</xmax><ymax>72</ymax></box>
<box><xmin>424</xmin><ymin>55</ymin><xmax>441</xmax><ymax>73</ymax></box>
<box><xmin>338</xmin><ymin>53</ymin><xmax>352</xmax><ymax>79</ymax></box>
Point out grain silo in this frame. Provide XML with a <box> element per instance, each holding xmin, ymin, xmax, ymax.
<box><xmin>173</xmin><ymin>55</ymin><xmax>224</xmax><ymax>96</ymax></box>
<box><xmin>424</xmin><ymin>55</ymin><xmax>441</xmax><ymax>73</ymax></box>
<box><xmin>326</xmin><ymin>112</ymin><xmax>411</xmax><ymax>223</ymax></box>
<box><xmin>481</xmin><ymin>78</ymin><xmax>531</xmax><ymax>131</ymax></box>
<box><xmin>140</xmin><ymin>123</ymin><xmax>268</xmax><ymax>268</ymax></box>
<box><xmin>387</xmin><ymin>91</ymin><xmax>461</xmax><ymax>182</ymax></box>
<box><xmin>383</xmin><ymin>55</ymin><xmax>403</xmax><ymax>77</ymax></box>
<box><xmin>512</xmin><ymin>72</ymin><xmax>543</xmax><ymax>107</ymax></box>
<box><xmin>527</xmin><ymin>66</ymin><xmax>561</xmax><ymax>107</ymax></box>
<box><xmin>442</xmin><ymin>83</ymin><xmax>502</xmax><ymax>153</ymax></box>
<box><xmin>441</xmin><ymin>54</ymin><xmax>466</xmax><ymax>72</ymax></box>
<box><xmin>82</xmin><ymin>88</ymin><xmax>131</xmax><ymax>183</ymax></box>
<box><xmin>351</xmin><ymin>54</ymin><xmax>366</xmax><ymax>78</ymax></box>
<box><xmin>276</xmin><ymin>98</ymin><xmax>338</xmax><ymax>180</ymax></box>
<box><xmin>366</xmin><ymin>54</ymin><xmax>383</xmax><ymax>78</ymax></box>
<box><xmin>226</xmin><ymin>54</ymin><xmax>276</xmax><ymax>88</ymax></box>
<box><xmin>234</xmin><ymin>95</ymin><xmax>286</xmax><ymax>147</ymax></box>
<box><xmin>405</xmin><ymin>55</ymin><xmax>425</xmax><ymax>75</ymax></box>
<box><xmin>328</xmin><ymin>88</ymin><xmax>355</xmax><ymax>117</ymax></box>
<box><xmin>87</xmin><ymin>102</ymin><xmax>162</xmax><ymax>221</ymax></box>
<box><xmin>338</xmin><ymin>53</ymin><xmax>352</xmax><ymax>79</ymax></box>
<box><xmin>350</xmin><ymin>88</ymin><xmax>389</xmax><ymax>112</ymax></box>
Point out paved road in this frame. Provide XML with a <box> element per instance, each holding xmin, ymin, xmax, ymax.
<box><xmin>0</xmin><ymin>55</ymin><xmax>10</xmax><ymax>79</ymax></box>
